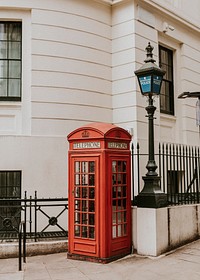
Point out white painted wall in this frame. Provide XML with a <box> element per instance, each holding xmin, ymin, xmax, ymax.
<box><xmin>0</xmin><ymin>136</ymin><xmax>68</xmax><ymax>197</ymax></box>
<box><xmin>133</xmin><ymin>204</ymin><xmax>200</xmax><ymax>257</ymax></box>
<box><xmin>0</xmin><ymin>0</ymin><xmax>198</xmax><ymax>204</ymax></box>
<box><xmin>0</xmin><ymin>0</ymin><xmax>112</xmax><ymax>199</ymax></box>
<box><xmin>31</xmin><ymin>0</ymin><xmax>112</xmax><ymax>136</ymax></box>
<box><xmin>112</xmin><ymin>1</ymin><xmax>137</xmax><ymax>137</ymax></box>
<box><xmin>134</xmin><ymin>0</ymin><xmax>200</xmax><ymax>146</ymax></box>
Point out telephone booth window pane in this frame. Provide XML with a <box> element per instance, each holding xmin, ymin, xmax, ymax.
<box><xmin>117</xmin><ymin>174</ymin><xmax>122</xmax><ymax>184</ymax></box>
<box><xmin>89</xmin><ymin>201</ymin><xmax>95</xmax><ymax>212</ymax></box>
<box><xmin>89</xmin><ymin>174</ymin><xmax>95</xmax><ymax>186</ymax></box>
<box><xmin>75</xmin><ymin>174</ymin><xmax>80</xmax><ymax>185</ymax></box>
<box><xmin>123</xmin><ymin>186</ymin><xmax>126</xmax><ymax>197</ymax></box>
<box><xmin>112</xmin><ymin>160</ymin><xmax>128</xmax><ymax>239</ymax></box>
<box><xmin>75</xmin><ymin>212</ymin><xmax>80</xmax><ymax>224</ymax></box>
<box><xmin>82</xmin><ymin>200</ymin><xmax>88</xmax><ymax>212</ymax></box>
<box><xmin>117</xmin><ymin>212</ymin><xmax>121</xmax><ymax>223</ymax></box>
<box><xmin>89</xmin><ymin>227</ymin><xmax>95</xmax><ymax>239</ymax></box>
<box><xmin>75</xmin><ymin>225</ymin><xmax>80</xmax><ymax>237</ymax></box>
<box><xmin>118</xmin><ymin>225</ymin><xmax>122</xmax><ymax>237</ymax></box>
<box><xmin>89</xmin><ymin>214</ymin><xmax>95</xmax><ymax>225</ymax></box>
<box><xmin>122</xmin><ymin>162</ymin><xmax>127</xmax><ymax>172</ymax></box>
<box><xmin>123</xmin><ymin>224</ymin><xmax>127</xmax><ymax>235</ymax></box>
<box><xmin>123</xmin><ymin>199</ymin><xmax>126</xmax><ymax>209</ymax></box>
<box><xmin>113</xmin><ymin>212</ymin><xmax>117</xmax><ymax>224</ymax></box>
<box><xmin>112</xmin><ymin>186</ymin><xmax>117</xmax><ymax>199</ymax></box>
<box><xmin>112</xmin><ymin>226</ymin><xmax>117</xmax><ymax>238</ymax></box>
<box><xmin>82</xmin><ymin>162</ymin><xmax>88</xmax><ymax>173</ymax></box>
<box><xmin>73</xmin><ymin>160</ymin><xmax>96</xmax><ymax>240</ymax></box>
<box><xmin>75</xmin><ymin>200</ymin><xmax>80</xmax><ymax>211</ymax></box>
<box><xmin>118</xmin><ymin>162</ymin><xmax>122</xmax><ymax>172</ymax></box>
<box><xmin>82</xmin><ymin>174</ymin><xmax>88</xmax><ymax>185</ymax></box>
<box><xmin>89</xmin><ymin>188</ymin><xmax>95</xmax><ymax>199</ymax></box>
<box><xmin>82</xmin><ymin>226</ymin><xmax>87</xmax><ymax>238</ymax></box>
<box><xmin>82</xmin><ymin>187</ymin><xmax>87</xmax><ymax>198</ymax></box>
<box><xmin>118</xmin><ymin>187</ymin><xmax>122</xmax><ymax>197</ymax></box>
<box><xmin>112</xmin><ymin>174</ymin><xmax>117</xmax><ymax>185</ymax></box>
<box><xmin>112</xmin><ymin>161</ymin><xmax>117</xmax><ymax>172</ymax></box>
<box><xmin>75</xmin><ymin>187</ymin><xmax>80</xmax><ymax>198</ymax></box>
<box><xmin>75</xmin><ymin>162</ymin><xmax>80</xmax><ymax>172</ymax></box>
<box><xmin>124</xmin><ymin>212</ymin><xmax>127</xmax><ymax>222</ymax></box>
<box><xmin>123</xmin><ymin>174</ymin><xmax>126</xmax><ymax>184</ymax></box>
<box><xmin>82</xmin><ymin>213</ymin><xmax>87</xmax><ymax>225</ymax></box>
<box><xmin>89</xmin><ymin>162</ymin><xmax>95</xmax><ymax>172</ymax></box>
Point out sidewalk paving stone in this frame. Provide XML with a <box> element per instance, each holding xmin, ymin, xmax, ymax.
<box><xmin>1</xmin><ymin>240</ymin><xmax>200</xmax><ymax>280</ymax></box>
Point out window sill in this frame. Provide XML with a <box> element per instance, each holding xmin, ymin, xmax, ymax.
<box><xmin>160</xmin><ymin>113</ymin><xmax>176</xmax><ymax>123</ymax></box>
<box><xmin>0</xmin><ymin>101</ymin><xmax>22</xmax><ymax>108</ymax></box>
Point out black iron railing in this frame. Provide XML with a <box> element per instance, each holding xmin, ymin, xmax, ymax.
<box><xmin>131</xmin><ymin>142</ymin><xmax>200</xmax><ymax>205</ymax></box>
<box><xmin>0</xmin><ymin>191</ymin><xmax>68</xmax><ymax>241</ymax></box>
<box><xmin>18</xmin><ymin>221</ymin><xmax>26</xmax><ymax>271</ymax></box>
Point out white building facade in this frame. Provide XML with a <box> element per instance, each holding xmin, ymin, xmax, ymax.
<box><xmin>0</xmin><ymin>0</ymin><xmax>199</xmax><ymax>200</ymax></box>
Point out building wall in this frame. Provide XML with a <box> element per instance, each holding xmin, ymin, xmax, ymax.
<box><xmin>31</xmin><ymin>0</ymin><xmax>112</xmax><ymax>136</ymax></box>
<box><xmin>0</xmin><ymin>0</ymin><xmax>112</xmax><ymax>197</ymax></box>
<box><xmin>0</xmin><ymin>0</ymin><xmax>199</xmax><ymax>198</ymax></box>
<box><xmin>133</xmin><ymin>0</ymin><xmax>200</xmax><ymax>147</ymax></box>
<box><xmin>112</xmin><ymin>1</ymin><xmax>136</xmax><ymax>135</ymax></box>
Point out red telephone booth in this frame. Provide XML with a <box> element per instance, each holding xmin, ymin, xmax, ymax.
<box><xmin>67</xmin><ymin>122</ymin><xmax>132</xmax><ymax>263</ymax></box>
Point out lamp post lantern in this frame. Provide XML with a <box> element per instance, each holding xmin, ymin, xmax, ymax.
<box><xmin>134</xmin><ymin>42</ymin><xmax>167</xmax><ymax>208</ymax></box>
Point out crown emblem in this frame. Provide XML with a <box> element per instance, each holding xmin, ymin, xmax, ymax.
<box><xmin>82</xmin><ymin>130</ymin><xmax>90</xmax><ymax>138</ymax></box>
<box><xmin>115</xmin><ymin>131</ymin><xmax>121</xmax><ymax>138</ymax></box>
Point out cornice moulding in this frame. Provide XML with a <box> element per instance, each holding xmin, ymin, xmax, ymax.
<box><xmin>140</xmin><ymin>0</ymin><xmax>200</xmax><ymax>33</ymax></box>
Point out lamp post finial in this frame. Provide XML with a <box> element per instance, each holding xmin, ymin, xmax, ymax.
<box><xmin>144</xmin><ymin>42</ymin><xmax>156</xmax><ymax>63</ymax></box>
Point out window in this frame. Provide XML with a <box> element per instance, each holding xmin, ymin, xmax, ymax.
<box><xmin>0</xmin><ymin>171</ymin><xmax>21</xmax><ymax>198</ymax></box>
<box><xmin>159</xmin><ymin>45</ymin><xmax>174</xmax><ymax>115</ymax></box>
<box><xmin>0</xmin><ymin>171</ymin><xmax>21</xmax><ymax>233</ymax></box>
<box><xmin>0</xmin><ymin>22</ymin><xmax>22</xmax><ymax>101</ymax></box>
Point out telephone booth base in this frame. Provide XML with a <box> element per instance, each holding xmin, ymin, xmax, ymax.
<box><xmin>67</xmin><ymin>250</ymin><xmax>132</xmax><ymax>264</ymax></box>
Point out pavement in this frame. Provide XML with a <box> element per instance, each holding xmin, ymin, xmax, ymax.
<box><xmin>1</xmin><ymin>239</ymin><xmax>200</xmax><ymax>280</ymax></box>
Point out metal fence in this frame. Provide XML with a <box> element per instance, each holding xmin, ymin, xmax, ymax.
<box><xmin>131</xmin><ymin>142</ymin><xmax>200</xmax><ymax>206</ymax></box>
<box><xmin>0</xmin><ymin>191</ymin><xmax>68</xmax><ymax>241</ymax></box>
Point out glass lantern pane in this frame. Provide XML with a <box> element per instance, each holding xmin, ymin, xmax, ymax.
<box><xmin>152</xmin><ymin>75</ymin><xmax>162</xmax><ymax>94</ymax></box>
<box><xmin>139</xmin><ymin>75</ymin><xmax>151</xmax><ymax>94</ymax></box>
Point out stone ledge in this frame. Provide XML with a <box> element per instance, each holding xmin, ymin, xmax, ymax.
<box><xmin>0</xmin><ymin>240</ymin><xmax>68</xmax><ymax>259</ymax></box>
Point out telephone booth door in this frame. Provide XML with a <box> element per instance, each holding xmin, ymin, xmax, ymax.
<box><xmin>109</xmin><ymin>156</ymin><xmax>131</xmax><ymax>255</ymax></box>
<box><xmin>68</xmin><ymin>156</ymin><xmax>100</xmax><ymax>258</ymax></box>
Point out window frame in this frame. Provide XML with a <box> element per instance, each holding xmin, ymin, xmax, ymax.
<box><xmin>0</xmin><ymin>170</ymin><xmax>21</xmax><ymax>198</ymax></box>
<box><xmin>159</xmin><ymin>45</ymin><xmax>174</xmax><ymax>115</ymax></box>
<box><xmin>0</xmin><ymin>21</ymin><xmax>22</xmax><ymax>102</ymax></box>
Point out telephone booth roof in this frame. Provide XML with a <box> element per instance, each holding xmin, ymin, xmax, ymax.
<box><xmin>67</xmin><ymin>122</ymin><xmax>132</xmax><ymax>141</ymax></box>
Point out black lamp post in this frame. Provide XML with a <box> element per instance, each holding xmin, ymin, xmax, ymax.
<box><xmin>134</xmin><ymin>42</ymin><xmax>167</xmax><ymax>208</ymax></box>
